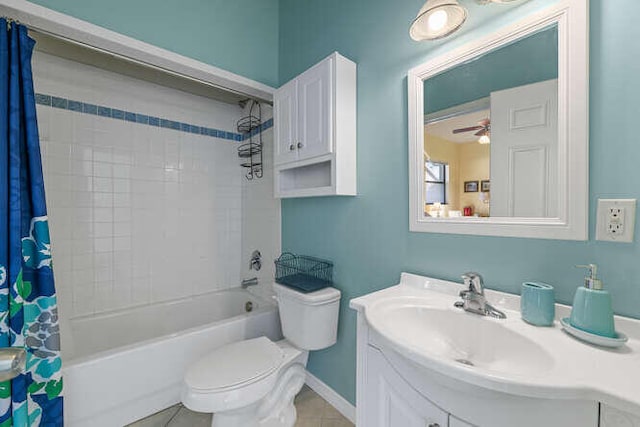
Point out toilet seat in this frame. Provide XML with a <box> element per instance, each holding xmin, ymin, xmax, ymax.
<box><xmin>186</xmin><ymin>337</ymin><xmax>285</xmax><ymax>392</ymax></box>
<box><xmin>182</xmin><ymin>337</ymin><xmax>290</xmax><ymax>413</ymax></box>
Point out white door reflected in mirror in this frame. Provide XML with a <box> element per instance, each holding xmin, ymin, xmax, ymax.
<box><xmin>490</xmin><ymin>79</ymin><xmax>558</xmax><ymax>218</ymax></box>
<box><xmin>423</xmin><ymin>24</ymin><xmax>558</xmax><ymax>219</ymax></box>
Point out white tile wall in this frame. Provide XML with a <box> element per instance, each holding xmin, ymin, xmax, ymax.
<box><xmin>33</xmin><ymin>51</ymin><xmax>280</xmax><ymax>320</ymax></box>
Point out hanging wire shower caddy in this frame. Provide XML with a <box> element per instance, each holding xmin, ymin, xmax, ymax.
<box><xmin>237</xmin><ymin>100</ymin><xmax>263</xmax><ymax>180</ymax></box>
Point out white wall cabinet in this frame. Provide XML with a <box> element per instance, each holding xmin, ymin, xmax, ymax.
<box><xmin>273</xmin><ymin>52</ymin><xmax>356</xmax><ymax>198</ymax></box>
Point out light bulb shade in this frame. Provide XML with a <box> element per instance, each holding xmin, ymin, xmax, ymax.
<box><xmin>478</xmin><ymin>135</ymin><xmax>491</xmax><ymax>144</ymax></box>
<box><xmin>410</xmin><ymin>0</ymin><xmax>468</xmax><ymax>41</ymax></box>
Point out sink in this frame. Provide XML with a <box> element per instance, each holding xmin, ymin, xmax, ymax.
<box><xmin>366</xmin><ymin>297</ymin><xmax>555</xmax><ymax>378</ymax></box>
<box><xmin>352</xmin><ymin>273</ymin><xmax>640</xmax><ymax>415</ymax></box>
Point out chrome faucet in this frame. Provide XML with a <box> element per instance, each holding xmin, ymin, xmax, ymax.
<box><xmin>454</xmin><ymin>272</ymin><xmax>506</xmax><ymax>319</ymax></box>
<box><xmin>241</xmin><ymin>277</ymin><xmax>259</xmax><ymax>288</ymax></box>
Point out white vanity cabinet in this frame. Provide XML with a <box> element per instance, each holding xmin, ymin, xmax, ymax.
<box><xmin>358</xmin><ymin>327</ymin><xmax>598</xmax><ymax>427</ymax></box>
<box><xmin>364</xmin><ymin>346</ymin><xmax>448</xmax><ymax>427</ymax></box>
<box><xmin>601</xmin><ymin>405</ymin><xmax>640</xmax><ymax>427</ymax></box>
<box><xmin>352</xmin><ymin>272</ymin><xmax>640</xmax><ymax>427</ymax></box>
<box><xmin>273</xmin><ymin>52</ymin><xmax>356</xmax><ymax>198</ymax></box>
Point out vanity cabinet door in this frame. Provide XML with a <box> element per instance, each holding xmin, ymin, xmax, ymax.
<box><xmin>600</xmin><ymin>404</ymin><xmax>640</xmax><ymax>427</ymax></box>
<box><xmin>296</xmin><ymin>57</ymin><xmax>332</xmax><ymax>161</ymax></box>
<box><xmin>364</xmin><ymin>346</ymin><xmax>449</xmax><ymax>427</ymax></box>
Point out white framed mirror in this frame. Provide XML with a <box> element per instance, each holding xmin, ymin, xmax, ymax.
<box><xmin>408</xmin><ymin>0</ymin><xmax>588</xmax><ymax>240</ymax></box>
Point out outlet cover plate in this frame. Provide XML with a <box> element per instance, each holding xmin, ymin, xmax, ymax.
<box><xmin>596</xmin><ymin>199</ymin><xmax>636</xmax><ymax>242</ymax></box>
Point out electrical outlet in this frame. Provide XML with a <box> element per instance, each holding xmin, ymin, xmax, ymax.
<box><xmin>607</xmin><ymin>206</ymin><xmax>624</xmax><ymax>236</ymax></box>
<box><xmin>596</xmin><ymin>199</ymin><xmax>636</xmax><ymax>242</ymax></box>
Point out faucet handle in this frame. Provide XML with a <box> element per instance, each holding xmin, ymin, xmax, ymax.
<box><xmin>250</xmin><ymin>250</ymin><xmax>262</xmax><ymax>271</ymax></box>
<box><xmin>461</xmin><ymin>272</ymin><xmax>484</xmax><ymax>295</ymax></box>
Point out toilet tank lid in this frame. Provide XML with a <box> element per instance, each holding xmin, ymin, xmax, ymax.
<box><xmin>273</xmin><ymin>283</ymin><xmax>341</xmax><ymax>305</ymax></box>
<box><xmin>185</xmin><ymin>337</ymin><xmax>284</xmax><ymax>391</ymax></box>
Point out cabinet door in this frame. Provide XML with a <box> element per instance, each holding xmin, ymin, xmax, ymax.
<box><xmin>274</xmin><ymin>79</ymin><xmax>298</xmax><ymax>165</ymax></box>
<box><xmin>601</xmin><ymin>404</ymin><xmax>640</xmax><ymax>427</ymax></box>
<box><xmin>364</xmin><ymin>346</ymin><xmax>449</xmax><ymax>427</ymax></box>
<box><xmin>297</xmin><ymin>57</ymin><xmax>332</xmax><ymax>161</ymax></box>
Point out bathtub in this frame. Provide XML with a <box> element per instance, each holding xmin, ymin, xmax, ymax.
<box><xmin>61</xmin><ymin>288</ymin><xmax>282</xmax><ymax>427</ymax></box>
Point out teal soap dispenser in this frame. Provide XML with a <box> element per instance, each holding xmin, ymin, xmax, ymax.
<box><xmin>569</xmin><ymin>264</ymin><xmax>616</xmax><ymax>338</ymax></box>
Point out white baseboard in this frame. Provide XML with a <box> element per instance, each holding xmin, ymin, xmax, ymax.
<box><xmin>305</xmin><ymin>371</ymin><xmax>356</xmax><ymax>424</ymax></box>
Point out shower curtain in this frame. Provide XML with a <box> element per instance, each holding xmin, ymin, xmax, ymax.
<box><xmin>0</xmin><ymin>19</ymin><xmax>63</xmax><ymax>426</ymax></box>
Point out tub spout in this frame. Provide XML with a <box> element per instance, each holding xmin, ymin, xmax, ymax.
<box><xmin>241</xmin><ymin>277</ymin><xmax>259</xmax><ymax>288</ymax></box>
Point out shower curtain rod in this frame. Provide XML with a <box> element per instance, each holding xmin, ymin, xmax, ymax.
<box><xmin>26</xmin><ymin>24</ymin><xmax>272</xmax><ymax>106</ymax></box>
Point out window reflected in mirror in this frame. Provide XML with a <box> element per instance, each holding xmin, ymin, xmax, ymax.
<box><xmin>423</xmin><ymin>24</ymin><xmax>558</xmax><ymax>219</ymax></box>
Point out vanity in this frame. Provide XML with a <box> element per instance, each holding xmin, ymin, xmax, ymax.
<box><xmin>350</xmin><ymin>273</ymin><xmax>640</xmax><ymax>427</ymax></box>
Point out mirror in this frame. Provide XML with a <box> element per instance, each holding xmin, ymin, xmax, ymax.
<box><xmin>408</xmin><ymin>0</ymin><xmax>588</xmax><ymax>240</ymax></box>
<box><xmin>423</xmin><ymin>24</ymin><xmax>558</xmax><ymax>219</ymax></box>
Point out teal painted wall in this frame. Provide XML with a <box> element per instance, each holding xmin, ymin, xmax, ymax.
<box><xmin>27</xmin><ymin>0</ymin><xmax>279</xmax><ymax>87</ymax></box>
<box><xmin>424</xmin><ymin>25</ymin><xmax>558</xmax><ymax>114</ymax></box>
<box><xmin>280</xmin><ymin>0</ymin><xmax>640</xmax><ymax>405</ymax></box>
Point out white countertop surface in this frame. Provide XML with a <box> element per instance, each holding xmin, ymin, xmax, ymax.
<box><xmin>350</xmin><ymin>272</ymin><xmax>640</xmax><ymax>415</ymax></box>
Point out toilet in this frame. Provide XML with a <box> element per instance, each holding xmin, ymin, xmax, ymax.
<box><xmin>181</xmin><ymin>283</ymin><xmax>341</xmax><ymax>427</ymax></box>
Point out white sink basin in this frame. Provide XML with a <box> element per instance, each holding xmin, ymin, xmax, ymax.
<box><xmin>351</xmin><ymin>273</ymin><xmax>640</xmax><ymax>415</ymax></box>
<box><xmin>367</xmin><ymin>297</ymin><xmax>554</xmax><ymax>378</ymax></box>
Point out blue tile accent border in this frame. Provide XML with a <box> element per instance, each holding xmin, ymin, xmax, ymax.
<box><xmin>34</xmin><ymin>92</ymin><xmax>273</xmax><ymax>142</ymax></box>
<box><xmin>112</xmin><ymin>109</ymin><xmax>125</xmax><ymax>120</ymax></box>
<box><xmin>98</xmin><ymin>106</ymin><xmax>111</xmax><ymax>118</ymax></box>
<box><xmin>68</xmin><ymin>100</ymin><xmax>82</xmax><ymax>112</ymax></box>
<box><xmin>35</xmin><ymin>94</ymin><xmax>51</xmax><ymax>106</ymax></box>
<box><xmin>51</xmin><ymin>97</ymin><xmax>67</xmax><ymax>109</ymax></box>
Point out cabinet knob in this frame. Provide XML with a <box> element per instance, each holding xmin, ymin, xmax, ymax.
<box><xmin>289</xmin><ymin>144</ymin><xmax>295</xmax><ymax>151</ymax></box>
<box><xmin>297</xmin><ymin>142</ymin><xmax>304</xmax><ymax>149</ymax></box>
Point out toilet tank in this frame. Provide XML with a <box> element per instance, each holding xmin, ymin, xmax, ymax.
<box><xmin>273</xmin><ymin>283</ymin><xmax>341</xmax><ymax>351</ymax></box>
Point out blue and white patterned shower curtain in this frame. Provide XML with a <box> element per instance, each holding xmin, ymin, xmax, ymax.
<box><xmin>0</xmin><ymin>19</ymin><xmax>64</xmax><ymax>426</ymax></box>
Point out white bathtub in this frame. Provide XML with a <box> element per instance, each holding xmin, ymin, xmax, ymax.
<box><xmin>61</xmin><ymin>288</ymin><xmax>281</xmax><ymax>427</ymax></box>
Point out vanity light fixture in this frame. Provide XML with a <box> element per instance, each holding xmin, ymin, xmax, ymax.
<box><xmin>409</xmin><ymin>0</ymin><xmax>468</xmax><ymax>41</ymax></box>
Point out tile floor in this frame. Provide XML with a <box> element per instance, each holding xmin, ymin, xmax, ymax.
<box><xmin>126</xmin><ymin>386</ymin><xmax>354</xmax><ymax>427</ymax></box>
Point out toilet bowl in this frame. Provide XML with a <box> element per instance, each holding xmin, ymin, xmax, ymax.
<box><xmin>182</xmin><ymin>283</ymin><xmax>341</xmax><ymax>427</ymax></box>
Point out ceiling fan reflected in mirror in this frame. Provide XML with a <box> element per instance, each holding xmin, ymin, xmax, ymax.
<box><xmin>452</xmin><ymin>118</ymin><xmax>490</xmax><ymax>144</ymax></box>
